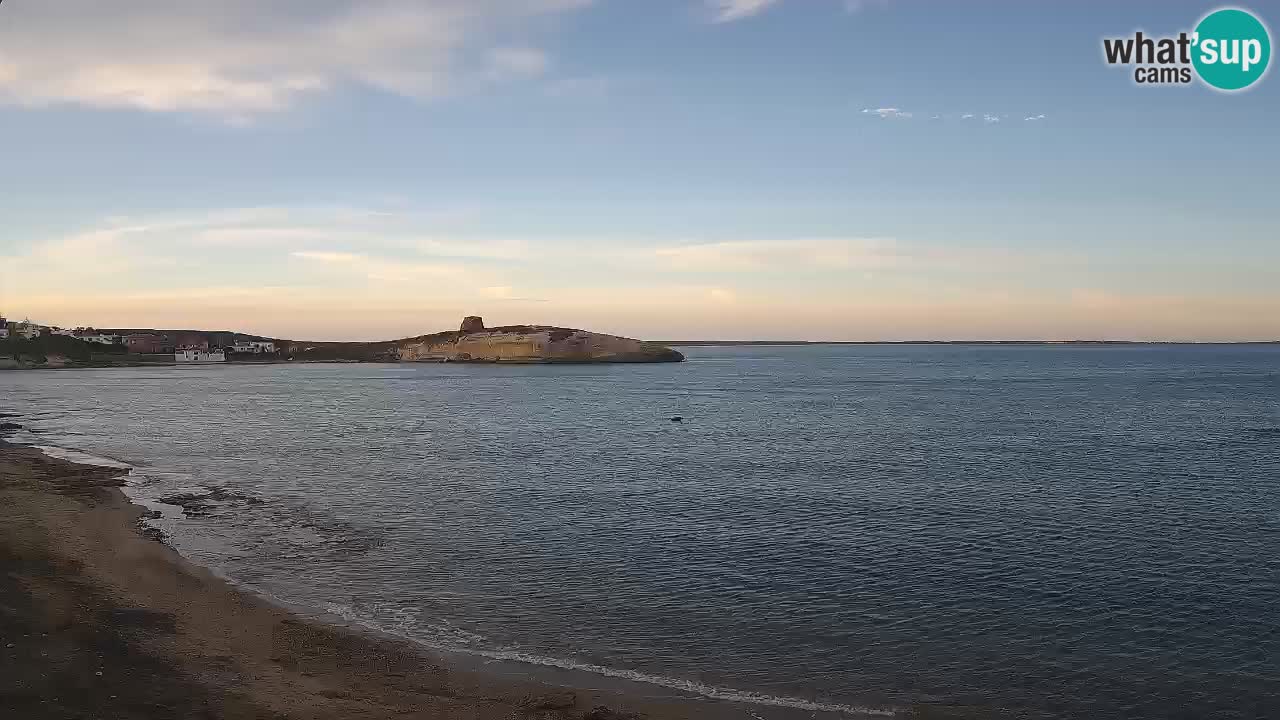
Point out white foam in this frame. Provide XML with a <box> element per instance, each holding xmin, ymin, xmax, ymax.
<box><xmin>462</xmin><ymin>647</ymin><xmax>899</xmax><ymax>717</ymax></box>
<box><xmin>320</xmin><ymin>602</ymin><xmax>898</xmax><ymax>717</ymax></box>
<box><xmin>33</xmin><ymin>444</ymin><xmax>132</xmax><ymax>470</ymax></box>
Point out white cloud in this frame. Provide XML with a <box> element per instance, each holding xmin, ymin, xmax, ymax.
<box><xmin>874</xmin><ymin>110</ymin><xmax>1044</xmax><ymax>125</ymax></box>
<box><xmin>0</xmin><ymin>0</ymin><xmax>592</xmax><ymax>119</ymax></box>
<box><xmin>706</xmin><ymin>0</ymin><xmax>781</xmax><ymax>23</ymax></box>
<box><xmin>708</xmin><ymin>0</ymin><xmax>889</xmax><ymax>23</ymax></box>
<box><xmin>862</xmin><ymin>107</ymin><xmax>912</xmax><ymax>119</ymax></box>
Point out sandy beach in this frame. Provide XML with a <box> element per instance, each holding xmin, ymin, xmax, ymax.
<box><xmin>0</xmin><ymin>437</ymin><xmax>762</xmax><ymax>720</ymax></box>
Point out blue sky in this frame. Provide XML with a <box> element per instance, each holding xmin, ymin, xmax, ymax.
<box><xmin>1</xmin><ymin>0</ymin><xmax>1276</xmax><ymax>340</ymax></box>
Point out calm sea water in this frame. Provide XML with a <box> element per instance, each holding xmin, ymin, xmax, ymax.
<box><xmin>4</xmin><ymin>345</ymin><xmax>1279</xmax><ymax>719</ymax></box>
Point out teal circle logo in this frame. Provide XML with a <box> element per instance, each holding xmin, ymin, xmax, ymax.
<box><xmin>1192</xmin><ymin>8</ymin><xmax>1271</xmax><ymax>91</ymax></box>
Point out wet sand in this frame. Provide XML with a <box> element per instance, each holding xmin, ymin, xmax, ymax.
<box><xmin>0</xmin><ymin>439</ymin><xmax>767</xmax><ymax>720</ymax></box>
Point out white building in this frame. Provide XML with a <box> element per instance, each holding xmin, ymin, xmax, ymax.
<box><xmin>0</xmin><ymin>318</ymin><xmax>8</xmax><ymax>340</ymax></box>
<box><xmin>48</xmin><ymin>327</ymin><xmax>76</xmax><ymax>336</ymax></box>
<box><xmin>78</xmin><ymin>333</ymin><xmax>122</xmax><ymax>345</ymax></box>
<box><xmin>232</xmin><ymin>340</ymin><xmax>276</xmax><ymax>354</ymax></box>
<box><xmin>175</xmin><ymin>348</ymin><xmax>227</xmax><ymax>363</ymax></box>
<box><xmin>14</xmin><ymin>320</ymin><xmax>42</xmax><ymax>340</ymax></box>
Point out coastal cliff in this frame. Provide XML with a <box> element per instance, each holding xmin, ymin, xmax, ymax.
<box><xmin>397</xmin><ymin>317</ymin><xmax>684</xmax><ymax>363</ymax></box>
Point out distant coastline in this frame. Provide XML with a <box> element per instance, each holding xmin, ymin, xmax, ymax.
<box><xmin>1</xmin><ymin>316</ymin><xmax>683</xmax><ymax>369</ymax></box>
<box><xmin>660</xmin><ymin>340</ymin><xmax>1280</xmax><ymax>346</ymax></box>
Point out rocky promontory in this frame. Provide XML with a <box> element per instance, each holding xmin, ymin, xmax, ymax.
<box><xmin>397</xmin><ymin>317</ymin><xmax>684</xmax><ymax>363</ymax></box>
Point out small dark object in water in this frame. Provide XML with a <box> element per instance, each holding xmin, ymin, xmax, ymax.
<box><xmin>670</xmin><ymin>416</ymin><xmax>683</xmax><ymax>422</ymax></box>
<box><xmin>0</xmin><ymin>422</ymin><xmax>21</xmax><ymax>432</ymax></box>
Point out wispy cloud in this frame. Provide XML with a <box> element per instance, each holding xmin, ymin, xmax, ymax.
<box><xmin>0</xmin><ymin>0</ymin><xmax>592</xmax><ymax>119</ymax></box>
<box><xmin>707</xmin><ymin>0</ymin><xmax>889</xmax><ymax>23</ymax></box>
<box><xmin>487</xmin><ymin>47</ymin><xmax>551</xmax><ymax>79</ymax></box>
<box><xmin>416</xmin><ymin>237</ymin><xmax>530</xmax><ymax>260</ymax></box>
<box><xmin>291</xmin><ymin>251</ymin><xmax>365</xmax><ymax>264</ymax></box>
<box><xmin>842</xmin><ymin>0</ymin><xmax>890</xmax><ymax>13</ymax></box>
<box><xmin>5</xmin><ymin>205</ymin><xmax>1277</xmax><ymax>342</ymax></box>
<box><xmin>706</xmin><ymin>0</ymin><xmax>781</xmax><ymax>23</ymax></box>
<box><xmin>652</xmin><ymin>238</ymin><xmax>904</xmax><ymax>271</ymax></box>
<box><xmin>863</xmin><ymin>108</ymin><xmax>1042</xmax><ymax>125</ymax></box>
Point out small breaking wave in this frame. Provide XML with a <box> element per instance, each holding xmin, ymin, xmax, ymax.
<box><xmin>318</xmin><ymin>602</ymin><xmax>898</xmax><ymax>718</ymax></box>
<box><xmin>466</xmin><ymin>647</ymin><xmax>900</xmax><ymax>717</ymax></box>
<box><xmin>32</xmin><ymin>443</ymin><xmax>132</xmax><ymax>470</ymax></box>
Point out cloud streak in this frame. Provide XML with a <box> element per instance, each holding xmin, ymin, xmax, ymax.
<box><xmin>706</xmin><ymin>0</ymin><xmax>781</xmax><ymax>23</ymax></box>
<box><xmin>862</xmin><ymin>108</ymin><xmax>1045</xmax><ymax>124</ymax></box>
<box><xmin>652</xmin><ymin>238</ymin><xmax>904</xmax><ymax>271</ymax></box>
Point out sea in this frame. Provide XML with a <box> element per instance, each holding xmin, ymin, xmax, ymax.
<box><xmin>3</xmin><ymin>344</ymin><xmax>1278</xmax><ymax>719</ymax></box>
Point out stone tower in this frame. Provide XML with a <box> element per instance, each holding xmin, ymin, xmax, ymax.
<box><xmin>460</xmin><ymin>316</ymin><xmax>485</xmax><ymax>334</ymax></box>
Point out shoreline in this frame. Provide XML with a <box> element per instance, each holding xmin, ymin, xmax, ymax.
<box><xmin>0</xmin><ymin>430</ymin><xmax>898</xmax><ymax>720</ymax></box>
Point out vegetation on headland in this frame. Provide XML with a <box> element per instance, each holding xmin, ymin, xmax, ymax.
<box><xmin>0</xmin><ymin>335</ymin><xmax>126</xmax><ymax>368</ymax></box>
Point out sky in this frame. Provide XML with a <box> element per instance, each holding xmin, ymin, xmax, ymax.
<box><xmin>0</xmin><ymin>0</ymin><xmax>1277</xmax><ymax>341</ymax></box>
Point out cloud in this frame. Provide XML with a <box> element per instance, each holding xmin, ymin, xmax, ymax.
<box><xmin>862</xmin><ymin>107</ymin><xmax>912</xmax><ymax>119</ymax></box>
<box><xmin>872</xmin><ymin>110</ymin><xmax>1044</xmax><ymax>125</ymax></box>
<box><xmin>292</xmin><ymin>251</ymin><xmax>365</xmax><ymax>264</ymax></box>
<box><xmin>706</xmin><ymin>0</ymin><xmax>781</xmax><ymax>23</ymax></box>
<box><xmin>482</xmin><ymin>285</ymin><xmax>548</xmax><ymax>302</ymax></box>
<box><xmin>487</xmin><ymin>47</ymin><xmax>550</xmax><ymax>79</ymax></box>
<box><xmin>0</xmin><ymin>0</ymin><xmax>592</xmax><ymax>119</ymax></box>
<box><xmin>707</xmin><ymin>0</ymin><xmax>889</xmax><ymax>23</ymax></box>
<box><xmin>292</xmin><ymin>250</ymin><xmax>463</xmax><ymax>281</ymax></box>
<box><xmin>198</xmin><ymin>228</ymin><xmax>340</xmax><ymax>246</ymax></box>
<box><xmin>416</xmin><ymin>237</ymin><xmax>530</xmax><ymax>260</ymax></box>
<box><xmin>843</xmin><ymin>0</ymin><xmax>890</xmax><ymax>12</ymax></box>
<box><xmin>707</xmin><ymin>287</ymin><xmax>737</xmax><ymax>303</ymax></box>
<box><xmin>6</xmin><ymin>205</ymin><xmax>1279</xmax><ymax>342</ymax></box>
<box><xmin>652</xmin><ymin>238</ymin><xmax>904</xmax><ymax>271</ymax></box>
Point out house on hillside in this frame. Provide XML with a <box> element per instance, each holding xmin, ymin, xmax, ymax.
<box><xmin>0</xmin><ymin>317</ymin><xmax>8</xmax><ymax>340</ymax></box>
<box><xmin>176</xmin><ymin>348</ymin><xmax>226</xmax><ymax>363</ymax></box>
<box><xmin>13</xmin><ymin>319</ymin><xmax>42</xmax><ymax>340</ymax></box>
<box><xmin>75</xmin><ymin>329</ymin><xmax>122</xmax><ymax>345</ymax></box>
<box><xmin>173</xmin><ymin>333</ymin><xmax>210</xmax><ymax>350</ymax></box>
<box><xmin>124</xmin><ymin>333</ymin><xmax>173</xmax><ymax>354</ymax></box>
<box><xmin>232</xmin><ymin>340</ymin><xmax>276</xmax><ymax>354</ymax></box>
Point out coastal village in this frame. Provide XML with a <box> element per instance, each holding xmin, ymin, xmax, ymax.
<box><xmin>0</xmin><ymin>314</ymin><xmax>274</xmax><ymax>365</ymax></box>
